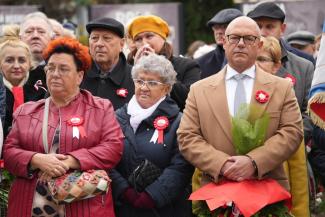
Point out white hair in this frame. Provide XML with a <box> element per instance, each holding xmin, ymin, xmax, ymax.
<box><xmin>19</xmin><ymin>12</ymin><xmax>53</xmax><ymax>37</ymax></box>
<box><xmin>132</xmin><ymin>53</ymin><xmax>177</xmax><ymax>86</ymax></box>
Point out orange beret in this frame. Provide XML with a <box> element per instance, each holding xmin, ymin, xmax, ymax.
<box><xmin>128</xmin><ymin>15</ymin><xmax>170</xmax><ymax>40</ymax></box>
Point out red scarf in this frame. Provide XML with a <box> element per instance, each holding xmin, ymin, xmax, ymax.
<box><xmin>12</xmin><ymin>86</ymin><xmax>24</xmax><ymax>111</ymax></box>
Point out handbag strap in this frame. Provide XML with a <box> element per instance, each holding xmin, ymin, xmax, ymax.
<box><xmin>0</xmin><ymin>119</ymin><xmax>3</xmax><ymax>159</ymax></box>
<box><xmin>42</xmin><ymin>98</ymin><xmax>50</xmax><ymax>154</ymax></box>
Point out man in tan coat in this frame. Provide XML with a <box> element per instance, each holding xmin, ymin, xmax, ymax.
<box><xmin>177</xmin><ymin>16</ymin><xmax>303</xmax><ymax>191</ymax></box>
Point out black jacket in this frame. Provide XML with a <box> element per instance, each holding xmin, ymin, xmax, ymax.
<box><xmin>111</xmin><ymin>96</ymin><xmax>194</xmax><ymax>217</ymax></box>
<box><xmin>309</xmin><ymin>126</ymin><xmax>325</xmax><ymax>185</ymax></box>
<box><xmin>81</xmin><ymin>53</ymin><xmax>134</xmax><ymax>110</ymax></box>
<box><xmin>170</xmin><ymin>56</ymin><xmax>201</xmax><ymax>111</ymax></box>
<box><xmin>0</xmin><ymin>74</ymin><xmax>6</xmax><ymax>124</ymax></box>
<box><xmin>4</xmin><ymin>83</ymin><xmax>46</xmax><ymax>138</ymax></box>
<box><xmin>26</xmin><ymin>64</ymin><xmax>46</xmax><ymax>88</ymax></box>
<box><xmin>196</xmin><ymin>45</ymin><xmax>226</xmax><ymax>79</ymax></box>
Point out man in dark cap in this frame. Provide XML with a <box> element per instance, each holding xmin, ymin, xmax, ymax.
<box><xmin>81</xmin><ymin>17</ymin><xmax>134</xmax><ymax>110</ymax></box>
<box><xmin>247</xmin><ymin>2</ymin><xmax>315</xmax><ymax>65</ymax></box>
<box><xmin>287</xmin><ymin>30</ymin><xmax>316</xmax><ymax>56</ymax></box>
<box><xmin>248</xmin><ymin>3</ymin><xmax>313</xmax><ymax>216</ymax></box>
<box><xmin>196</xmin><ymin>8</ymin><xmax>243</xmax><ymax>79</ymax></box>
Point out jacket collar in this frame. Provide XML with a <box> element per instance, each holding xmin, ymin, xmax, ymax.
<box><xmin>279</xmin><ymin>38</ymin><xmax>289</xmax><ymax>62</ymax></box>
<box><xmin>202</xmin><ymin>65</ymin><xmax>275</xmax><ymax>143</ymax></box>
<box><xmin>87</xmin><ymin>52</ymin><xmax>129</xmax><ymax>86</ymax></box>
<box><xmin>116</xmin><ymin>96</ymin><xmax>180</xmax><ymax>129</ymax></box>
<box><xmin>276</xmin><ymin>65</ymin><xmax>289</xmax><ymax>78</ymax></box>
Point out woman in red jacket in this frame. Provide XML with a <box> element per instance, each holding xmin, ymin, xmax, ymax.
<box><xmin>3</xmin><ymin>37</ymin><xmax>124</xmax><ymax>217</ymax></box>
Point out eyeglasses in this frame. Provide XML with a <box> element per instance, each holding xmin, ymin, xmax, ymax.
<box><xmin>226</xmin><ymin>34</ymin><xmax>259</xmax><ymax>45</ymax></box>
<box><xmin>256</xmin><ymin>56</ymin><xmax>274</xmax><ymax>63</ymax></box>
<box><xmin>44</xmin><ymin>65</ymin><xmax>72</xmax><ymax>76</ymax></box>
<box><xmin>133</xmin><ymin>79</ymin><xmax>166</xmax><ymax>89</ymax></box>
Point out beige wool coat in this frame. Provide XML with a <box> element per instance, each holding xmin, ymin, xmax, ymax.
<box><xmin>177</xmin><ymin>65</ymin><xmax>303</xmax><ymax>190</ymax></box>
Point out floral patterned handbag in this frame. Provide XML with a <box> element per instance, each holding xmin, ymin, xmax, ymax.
<box><xmin>47</xmin><ymin>170</ymin><xmax>111</xmax><ymax>203</ymax></box>
<box><xmin>42</xmin><ymin>98</ymin><xmax>111</xmax><ymax>203</ymax></box>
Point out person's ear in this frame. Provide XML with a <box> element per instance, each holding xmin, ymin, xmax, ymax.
<box><xmin>120</xmin><ymin>38</ymin><xmax>125</xmax><ymax>52</ymax></box>
<box><xmin>257</xmin><ymin>40</ymin><xmax>263</xmax><ymax>49</ymax></box>
<box><xmin>77</xmin><ymin>70</ymin><xmax>84</xmax><ymax>85</ymax></box>
<box><xmin>223</xmin><ymin>37</ymin><xmax>228</xmax><ymax>50</ymax></box>
<box><xmin>280</xmin><ymin>23</ymin><xmax>287</xmax><ymax>36</ymax></box>
<box><xmin>165</xmin><ymin>84</ymin><xmax>172</xmax><ymax>95</ymax></box>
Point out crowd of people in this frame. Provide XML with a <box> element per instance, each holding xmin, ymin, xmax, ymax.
<box><xmin>0</xmin><ymin>1</ymin><xmax>323</xmax><ymax>217</ymax></box>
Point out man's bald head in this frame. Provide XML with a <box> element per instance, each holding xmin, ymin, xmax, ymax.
<box><xmin>225</xmin><ymin>16</ymin><xmax>261</xmax><ymax>38</ymax></box>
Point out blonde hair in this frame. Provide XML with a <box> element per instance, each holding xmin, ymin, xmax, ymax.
<box><xmin>260</xmin><ymin>36</ymin><xmax>282</xmax><ymax>64</ymax></box>
<box><xmin>0</xmin><ymin>24</ymin><xmax>35</xmax><ymax>69</ymax></box>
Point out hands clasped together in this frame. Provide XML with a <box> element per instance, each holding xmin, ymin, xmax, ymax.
<box><xmin>220</xmin><ymin>155</ymin><xmax>256</xmax><ymax>182</ymax></box>
<box><xmin>30</xmin><ymin>153</ymin><xmax>80</xmax><ymax>184</ymax></box>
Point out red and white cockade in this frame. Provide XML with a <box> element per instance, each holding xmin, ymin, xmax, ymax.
<box><xmin>116</xmin><ymin>88</ymin><xmax>128</xmax><ymax>98</ymax></box>
<box><xmin>255</xmin><ymin>90</ymin><xmax>269</xmax><ymax>103</ymax></box>
<box><xmin>68</xmin><ymin>117</ymin><xmax>87</xmax><ymax>139</ymax></box>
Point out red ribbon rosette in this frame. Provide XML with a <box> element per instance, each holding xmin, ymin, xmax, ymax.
<box><xmin>116</xmin><ymin>88</ymin><xmax>128</xmax><ymax>98</ymax></box>
<box><xmin>68</xmin><ymin>117</ymin><xmax>87</xmax><ymax>139</ymax></box>
<box><xmin>153</xmin><ymin>116</ymin><xmax>169</xmax><ymax>144</ymax></box>
<box><xmin>284</xmin><ymin>73</ymin><xmax>296</xmax><ymax>86</ymax></box>
<box><xmin>255</xmin><ymin>90</ymin><xmax>269</xmax><ymax>103</ymax></box>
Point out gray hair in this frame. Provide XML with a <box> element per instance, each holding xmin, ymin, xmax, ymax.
<box><xmin>19</xmin><ymin>12</ymin><xmax>53</xmax><ymax>37</ymax></box>
<box><xmin>131</xmin><ymin>54</ymin><xmax>177</xmax><ymax>86</ymax></box>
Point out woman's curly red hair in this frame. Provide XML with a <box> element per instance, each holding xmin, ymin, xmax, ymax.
<box><xmin>43</xmin><ymin>37</ymin><xmax>92</xmax><ymax>72</ymax></box>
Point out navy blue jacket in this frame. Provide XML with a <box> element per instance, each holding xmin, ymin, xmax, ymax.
<box><xmin>111</xmin><ymin>96</ymin><xmax>194</xmax><ymax>217</ymax></box>
<box><xmin>196</xmin><ymin>45</ymin><xmax>226</xmax><ymax>79</ymax></box>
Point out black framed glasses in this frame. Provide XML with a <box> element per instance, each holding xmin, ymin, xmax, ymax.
<box><xmin>226</xmin><ymin>34</ymin><xmax>259</xmax><ymax>45</ymax></box>
<box><xmin>133</xmin><ymin>79</ymin><xmax>166</xmax><ymax>89</ymax></box>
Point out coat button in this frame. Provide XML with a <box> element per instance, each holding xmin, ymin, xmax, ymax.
<box><xmin>147</xmin><ymin>128</ymin><xmax>149</xmax><ymax>131</ymax></box>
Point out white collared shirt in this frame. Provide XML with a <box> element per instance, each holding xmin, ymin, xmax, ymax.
<box><xmin>225</xmin><ymin>65</ymin><xmax>256</xmax><ymax>116</ymax></box>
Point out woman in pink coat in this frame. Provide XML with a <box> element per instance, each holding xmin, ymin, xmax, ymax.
<box><xmin>3</xmin><ymin>37</ymin><xmax>124</xmax><ymax>217</ymax></box>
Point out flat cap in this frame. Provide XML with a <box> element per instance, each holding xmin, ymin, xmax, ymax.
<box><xmin>86</xmin><ymin>17</ymin><xmax>124</xmax><ymax>38</ymax></box>
<box><xmin>207</xmin><ymin>8</ymin><xmax>243</xmax><ymax>27</ymax></box>
<box><xmin>63</xmin><ymin>22</ymin><xmax>77</xmax><ymax>31</ymax></box>
<box><xmin>247</xmin><ymin>2</ymin><xmax>285</xmax><ymax>22</ymax></box>
<box><xmin>286</xmin><ymin>30</ymin><xmax>315</xmax><ymax>46</ymax></box>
